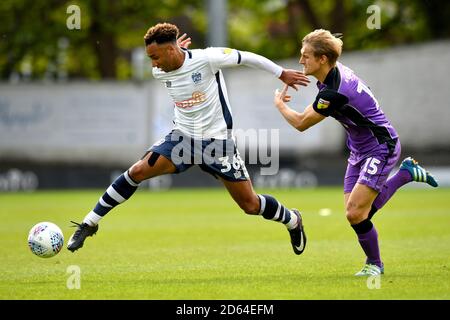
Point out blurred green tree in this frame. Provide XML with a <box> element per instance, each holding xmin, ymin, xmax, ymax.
<box><xmin>0</xmin><ymin>0</ymin><xmax>203</xmax><ymax>80</ymax></box>
<box><xmin>0</xmin><ymin>0</ymin><xmax>448</xmax><ymax>80</ymax></box>
<box><xmin>227</xmin><ymin>0</ymin><xmax>450</xmax><ymax>59</ymax></box>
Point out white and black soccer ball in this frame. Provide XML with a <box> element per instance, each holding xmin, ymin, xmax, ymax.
<box><xmin>28</xmin><ymin>222</ymin><xmax>64</xmax><ymax>258</ymax></box>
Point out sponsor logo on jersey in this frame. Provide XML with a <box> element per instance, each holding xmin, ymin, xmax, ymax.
<box><xmin>191</xmin><ymin>72</ymin><xmax>202</xmax><ymax>84</ymax></box>
<box><xmin>175</xmin><ymin>91</ymin><xmax>206</xmax><ymax>109</ymax></box>
<box><xmin>317</xmin><ymin>98</ymin><xmax>330</xmax><ymax>109</ymax></box>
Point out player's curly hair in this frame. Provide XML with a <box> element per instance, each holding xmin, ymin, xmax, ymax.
<box><xmin>144</xmin><ymin>22</ymin><xmax>179</xmax><ymax>45</ymax></box>
<box><xmin>302</xmin><ymin>29</ymin><xmax>343</xmax><ymax>65</ymax></box>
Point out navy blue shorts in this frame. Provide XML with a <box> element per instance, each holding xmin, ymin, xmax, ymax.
<box><xmin>150</xmin><ymin>130</ymin><xmax>249</xmax><ymax>182</ymax></box>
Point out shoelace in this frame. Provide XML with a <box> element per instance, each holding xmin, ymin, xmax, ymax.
<box><xmin>69</xmin><ymin>221</ymin><xmax>86</xmax><ymax>239</ymax></box>
<box><xmin>70</xmin><ymin>221</ymin><xmax>82</xmax><ymax>227</ymax></box>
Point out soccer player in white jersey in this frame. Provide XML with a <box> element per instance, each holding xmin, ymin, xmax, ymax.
<box><xmin>67</xmin><ymin>23</ymin><xmax>310</xmax><ymax>255</ymax></box>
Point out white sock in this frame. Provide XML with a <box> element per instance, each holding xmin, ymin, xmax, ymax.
<box><xmin>285</xmin><ymin>211</ymin><xmax>298</xmax><ymax>230</ymax></box>
<box><xmin>83</xmin><ymin>211</ymin><xmax>102</xmax><ymax>226</ymax></box>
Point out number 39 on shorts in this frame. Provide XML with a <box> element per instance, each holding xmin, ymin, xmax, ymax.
<box><xmin>363</xmin><ymin>157</ymin><xmax>381</xmax><ymax>175</ymax></box>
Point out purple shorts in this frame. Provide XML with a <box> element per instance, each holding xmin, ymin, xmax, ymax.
<box><xmin>344</xmin><ymin>140</ymin><xmax>401</xmax><ymax>193</ymax></box>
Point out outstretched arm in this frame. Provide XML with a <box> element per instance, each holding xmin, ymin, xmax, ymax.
<box><xmin>206</xmin><ymin>47</ymin><xmax>310</xmax><ymax>89</ymax></box>
<box><xmin>274</xmin><ymin>85</ymin><xmax>325</xmax><ymax>131</ymax></box>
<box><xmin>239</xmin><ymin>51</ymin><xmax>310</xmax><ymax>90</ymax></box>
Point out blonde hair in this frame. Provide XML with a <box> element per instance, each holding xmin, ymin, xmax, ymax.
<box><xmin>302</xmin><ymin>29</ymin><xmax>343</xmax><ymax>65</ymax></box>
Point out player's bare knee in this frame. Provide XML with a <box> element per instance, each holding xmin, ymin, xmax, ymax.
<box><xmin>346</xmin><ymin>207</ymin><xmax>368</xmax><ymax>225</ymax></box>
<box><xmin>346</xmin><ymin>211</ymin><xmax>360</xmax><ymax>224</ymax></box>
<box><xmin>346</xmin><ymin>202</ymin><xmax>363</xmax><ymax>224</ymax></box>
<box><xmin>128</xmin><ymin>162</ymin><xmax>148</xmax><ymax>182</ymax></box>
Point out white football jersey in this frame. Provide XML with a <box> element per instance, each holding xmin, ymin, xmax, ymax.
<box><xmin>152</xmin><ymin>47</ymin><xmax>282</xmax><ymax>139</ymax></box>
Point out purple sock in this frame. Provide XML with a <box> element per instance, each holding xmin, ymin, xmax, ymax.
<box><xmin>373</xmin><ymin>169</ymin><xmax>411</xmax><ymax>210</ymax></box>
<box><xmin>357</xmin><ymin>225</ymin><xmax>382</xmax><ymax>267</ymax></box>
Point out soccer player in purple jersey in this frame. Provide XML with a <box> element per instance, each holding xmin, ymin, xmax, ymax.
<box><xmin>273</xmin><ymin>29</ymin><xmax>438</xmax><ymax>276</ymax></box>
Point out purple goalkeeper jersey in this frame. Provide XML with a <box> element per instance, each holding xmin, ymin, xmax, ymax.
<box><xmin>312</xmin><ymin>62</ymin><xmax>398</xmax><ymax>158</ymax></box>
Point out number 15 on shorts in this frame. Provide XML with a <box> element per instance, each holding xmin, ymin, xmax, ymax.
<box><xmin>363</xmin><ymin>157</ymin><xmax>381</xmax><ymax>175</ymax></box>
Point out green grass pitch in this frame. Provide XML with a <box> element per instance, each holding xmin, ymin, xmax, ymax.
<box><xmin>1</xmin><ymin>187</ymin><xmax>449</xmax><ymax>300</ymax></box>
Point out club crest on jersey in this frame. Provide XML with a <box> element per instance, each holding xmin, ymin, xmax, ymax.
<box><xmin>165</xmin><ymin>81</ymin><xmax>172</xmax><ymax>88</ymax></box>
<box><xmin>317</xmin><ymin>98</ymin><xmax>330</xmax><ymax>109</ymax></box>
<box><xmin>191</xmin><ymin>72</ymin><xmax>202</xmax><ymax>84</ymax></box>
